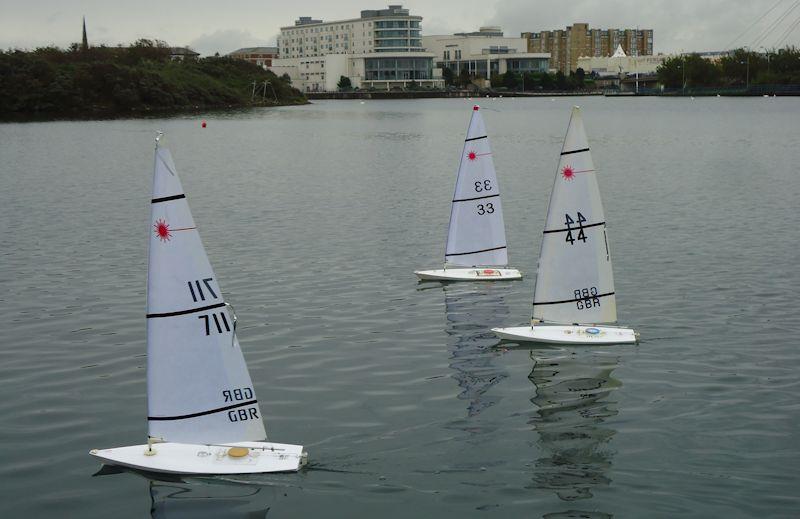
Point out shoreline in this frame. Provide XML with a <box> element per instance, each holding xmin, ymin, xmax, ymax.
<box><xmin>0</xmin><ymin>99</ymin><xmax>309</xmax><ymax>123</ymax></box>
<box><xmin>307</xmin><ymin>89</ymin><xmax>800</xmax><ymax>100</ymax></box>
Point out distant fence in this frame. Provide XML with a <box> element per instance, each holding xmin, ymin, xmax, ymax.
<box><xmin>642</xmin><ymin>84</ymin><xmax>800</xmax><ymax>96</ymax></box>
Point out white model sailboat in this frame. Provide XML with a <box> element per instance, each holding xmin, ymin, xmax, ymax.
<box><xmin>90</xmin><ymin>135</ymin><xmax>306</xmax><ymax>474</ymax></box>
<box><xmin>415</xmin><ymin>105</ymin><xmax>522</xmax><ymax>281</ymax></box>
<box><xmin>493</xmin><ymin>107</ymin><xmax>637</xmax><ymax>345</ymax></box>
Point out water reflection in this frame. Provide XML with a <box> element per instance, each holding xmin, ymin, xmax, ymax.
<box><xmin>150</xmin><ymin>479</ymin><xmax>275</xmax><ymax>518</ymax></box>
<box><xmin>526</xmin><ymin>349</ymin><xmax>621</xmax><ymax>504</ymax></box>
<box><xmin>443</xmin><ymin>283</ymin><xmax>511</xmax><ymax>417</ymax></box>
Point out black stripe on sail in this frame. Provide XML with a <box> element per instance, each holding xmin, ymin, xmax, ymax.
<box><xmin>453</xmin><ymin>193</ymin><xmax>500</xmax><ymax>203</ymax></box>
<box><xmin>464</xmin><ymin>135</ymin><xmax>488</xmax><ymax>142</ymax></box>
<box><xmin>147</xmin><ymin>301</ymin><xmax>226</xmax><ymax>319</ymax></box>
<box><xmin>561</xmin><ymin>147</ymin><xmax>590</xmax><ymax>156</ymax></box>
<box><xmin>152</xmin><ymin>194</ymin><xmax>186</xmax><ymax>204</ymax></box>
<box><xmin>148</xmin><ymin>400</ymin><xmax>258</xmax><ymax>421</ymax></box>
<box><xmin>543</xmin><ymin>221</ymin><xmax>605</xmax><ymax>234</ymax></box>
<box><xmin>533</xmin><ymin>291</ymin><xmax>615</xmax><ymax>306</ymax></box>
<box><xmin>446</xmin><ymin>245</ymin><xmax>506</xmax><ymax>257</ymax></box>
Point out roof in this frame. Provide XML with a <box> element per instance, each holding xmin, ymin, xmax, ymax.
<box><xmin>229</xmin><ymin>47</ymin><xmax>279</xmax><ymax>55</ymax></box>
<box><xmin>169</xmin><ymin>47</ymin><xmax>199</xmax><ymax>56</ymax></box>
<box><xmin>611</xmin><ymin>44</ymin><xmax>626</xmax><ymax>58</ymax></box>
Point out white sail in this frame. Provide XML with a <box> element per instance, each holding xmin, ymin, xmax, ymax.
<box><xmin>532</xmin><ymin>107</ymin><xmax>617</xmax><ymax>324</ymax></box>
<box><xmin>146</xmin><ymin>145</ymin><xmax>267</xmax><ymax>445</ymax></box>
<box><xmin>444</xmin><ymin>106</ymin><xmax>509</xmax><ymax>267</ymax></box>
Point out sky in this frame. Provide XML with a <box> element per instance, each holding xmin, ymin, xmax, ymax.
<box><xmin>1</xmin><ymin>0</ymin><xmax>799</xmax><ymax>55</ymax></box>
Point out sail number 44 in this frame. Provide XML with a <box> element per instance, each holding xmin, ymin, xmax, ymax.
<box><xmin>565</xmin><ymin>212</ymin><xmax>588</xmax><ymax>245</ymax></box>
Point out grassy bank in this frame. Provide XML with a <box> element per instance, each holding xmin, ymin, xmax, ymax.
<box><xmin>0</xmin><ymin>40</ymin><xmax>306</xmax><ymax>120</ymax></box>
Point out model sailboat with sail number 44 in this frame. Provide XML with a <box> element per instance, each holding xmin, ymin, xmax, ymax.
<box><xmin>493</xmin><ymin>107</ymin><xmax>638</xmax><ymax>345</ymax></box>
<box><xmin>89</xmin><ymin>134</ymin><xmax>306</xmax><ymax>474</ymax></box>
<box><xmin>415</xmin><ymin>105</ymin><xmax>522</xmax><ymax>281</ymax></box>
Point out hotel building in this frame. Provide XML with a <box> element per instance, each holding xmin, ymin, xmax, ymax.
<box><xmin>522</xmin><ymin>24</ymin><xmax>654</xmax><ymax>74</ymax></box>
<box><xmin>271</xmin><ymin>5</ymin><xmax>443</xmax><ymax>91</ymax></box>
<box><xmin>423</xmin><ymin>27</ymin><xmax>550</xmax><ymax>87</ymax></box>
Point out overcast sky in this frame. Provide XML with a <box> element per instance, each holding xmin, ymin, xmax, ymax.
<box><xmin>1</xmin><ymin>0</ymin><xmax>798</xmax><ymax>55</ymax></box>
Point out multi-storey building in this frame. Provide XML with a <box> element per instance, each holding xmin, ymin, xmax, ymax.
<box><xmin>228</xmin><ymin>47</ymin><xmax>278</xmax><ymax>68</ymax></box>
<box><xmin>522</xmin><ymin>24</ymin><xmax>653</xmax><ymax>74</ymax></box>
<box><xmin>272</xmin><ymin>5</ymin><xmax>442</xmax><ymax>91</ymax></box>
<box><xmin>423</xmin><ymin>27</ymin><xmax>549</xmax><ymax>87</ymax></box>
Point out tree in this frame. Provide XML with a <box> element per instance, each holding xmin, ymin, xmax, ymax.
<box><xmin>573</xmin><ymin>67</ymin><xmax>586</xmax><ymax>89</ymax></box>
<box><xmin>337</xmin><ymin>75</ymin><xmax>352</xmax><ymax>91</ymax></box>
<box><xmin>281</xmin><ymin>73</ymin><xmax>292</xmax><ymax>85</ymax></box>
<box><xmin>502</xmin><ymin>70</ymin><xmax>520</xmax><ymax>89</ymax></box>
<box><xmin>555</xmin><ymin>70</ymin><xmax>567</xmax><ymax>90</ymax></box>
<box><xmin>656</xmin><ymin>55</ymin><xmax>684</xmax><ymax>88</ymax></box>
<box><xmin>540</xmin><ymin>71</ymin><xmax>554</xmax><ymax>90</ymax></box>
<box><xmin>457</xmin><ymin>69</ymin><xmax>471</xmax><ymax>88</ymax></box>
<box><xmin>442</xmin><ymin>66</ymin><xmax>455</xmax><ymax>86</ymax></box>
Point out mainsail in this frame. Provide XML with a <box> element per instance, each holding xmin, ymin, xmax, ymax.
<box><xmin>532</xmin><ymin>107</ymin><xmax>617</xmax><ymax>324</ymax></box>
<box><xmin>444</xmin><ymin>106</ymin><xmax>509</xmax><ymax>267</ymax></box>
<box><xmin>146</xmin><ymin>145</ymin><xmax>267</xmax><ymax>444</ymax></box>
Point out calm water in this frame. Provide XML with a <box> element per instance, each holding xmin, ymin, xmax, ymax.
<box><xmin>1</xmin><ymin>97</ymin><xmax>798</xmax><ymax>518</ymax></box>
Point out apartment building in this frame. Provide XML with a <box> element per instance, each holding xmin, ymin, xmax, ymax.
<box><xmin>522</xmin><ymin>23</ymin><xmax>653</xmax><ymax>74</ymax></box>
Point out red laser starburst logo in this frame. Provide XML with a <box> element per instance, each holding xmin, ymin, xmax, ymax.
<box><xmin>154</xmin><ymin>218</ymin><xmax>172</xmax><ymax>242</ymax></box>
<box><xmin>561</xmin><ymin>165</ymin><xmax>575</xmax><ymax>181</ymax></box>
<box><xmin>467</xmin><ymin>150</ymin><xmax>477</xmax><ymax>161</ymax></box>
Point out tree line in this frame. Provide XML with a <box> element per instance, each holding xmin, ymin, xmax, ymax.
<box><xmin>657</xmin><ymin>47</ymin><xmax>800</xmax><ymax>89</ymax></box>
<box><xmin>442</xmin><ymin>66</ymin><xmax>596</xmax><ymax>92</ymax></box>
<box><xmin>0</xmin><ymin>39</ymin><xmax>306</xmax><ymax>118</ymax></box>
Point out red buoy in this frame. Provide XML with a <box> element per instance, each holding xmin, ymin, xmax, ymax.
<box><xmin>201</xmin><ymin>120</ymin><xmax>207</xmax><ymax>128</ymax></box>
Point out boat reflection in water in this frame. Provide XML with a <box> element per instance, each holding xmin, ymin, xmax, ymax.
<box><xmin>443</xmin><ymin>283</ymin><xmax>511</xmax><ymax>418</ymax></box>
<box><xmin>149</xmin><ymin>478</ymin><xmax>281</xmax><ymax>518</ymax></box>
<box><xmin>526</xmin><ymin>348</ymin><xmax>621</xmax><ymax>508</ymax></box>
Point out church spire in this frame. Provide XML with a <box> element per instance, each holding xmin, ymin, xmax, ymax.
<box><xmin>82</xmin><ymin>17</ymin><xmax>88</xmax><ymax>51</ymax></box>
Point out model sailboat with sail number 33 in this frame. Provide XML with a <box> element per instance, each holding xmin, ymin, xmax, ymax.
<box><xmin>415</xmin><ymin>105</ymin><xmax>522</xmax><ymax>281</ymax></box>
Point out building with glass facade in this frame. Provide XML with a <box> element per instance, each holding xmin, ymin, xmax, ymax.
<box><xmin>423</xmin><ymin>28</ymin><xmax>550</xmax><ymax>87</ymax></box>
<box><xmin>271</xmin><ymin>5</ymin><xmax>442</xmax><ymax>91</ymax></box>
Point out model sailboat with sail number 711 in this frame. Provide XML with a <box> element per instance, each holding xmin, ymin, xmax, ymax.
<box><xmin>415</xmin><ymin>105</ymin><xmax>522</xmax><ymax>281</ymax></box>
<box><xmin>90</xmin><ymin>134</ymin><xmax>306</xmax><ymax>474</ymax></box>
<box><xmin>493</xmin><ymin>107</ymin><xmax>638</xmax><ymax>345</ymax></box>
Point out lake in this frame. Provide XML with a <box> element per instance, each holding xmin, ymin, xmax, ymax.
<box><xmin>1</xmin><ymin>97</ymin><xmax>798</xmax><ymax>518</ymax></box>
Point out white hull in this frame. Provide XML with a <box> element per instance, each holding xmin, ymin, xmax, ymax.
<box><xmin>492</xmin><ymin>324</ymin><xmax>637</xmax><ymax>345</ymax></box>
<box><xmin>89</xmin><ymin>441</ymin><xmax>306</xmax><ymax>475</ymax></box>
<box><xmin>415</xmin><ymin>267</ymin><xmax>522</xmax><ymax>281</ymax></box>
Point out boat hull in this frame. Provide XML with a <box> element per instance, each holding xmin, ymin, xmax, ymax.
<box><xmin>492</xmin><ymin>325</ymin><xmax>637</xmax><ymax>345</ymax></box>
<box><xmin>415</xmin><ymin>268</ymin><xmax>522</xmax><ymax>281</ymax></box>
<box><xmin>89</xmin><ymin>441</ymin><xmax>306</xmax><ymax>475</ymax></box>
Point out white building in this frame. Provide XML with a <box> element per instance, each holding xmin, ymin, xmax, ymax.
<box><xmin>577</xmin><ymin>44</ymin><xmax>666</xmax><ymax>77</ymax></box>
<box><xmin>422</xmin><ymin>27</ymin><xmax>550</xmax><ymax>87</ymax></box>
<box><xmin>272</xmin><ymin>5</ymin><xmax>443</xmax><ymax>91</ymax></box>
